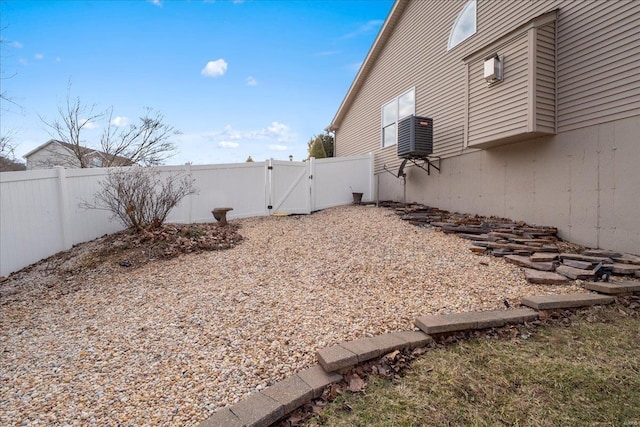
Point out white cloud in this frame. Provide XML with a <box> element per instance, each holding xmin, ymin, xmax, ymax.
<box><xmin>55</xmin><ymin>57</ymin><xmax>62</xmax><ymax>62</ymax></box>
<box><xmin>148</xmin><ymin>0</ymin><xmax>162</xmax><ymax>6</ymax></box>
<box><xmin>18</xmin><ymin>58</ymin><xmax>28</xmax><ymax>66</ymax></box>
<box><xmin>269</xmin><ymin>144</ymin><xmax>287</xmax><ymax>151</ymax></box>
<box><xmin>81</xmin><ymin>119</ymin><xmax>100</xmax><ymax>130</ymax></box>
<box><xmin>201</xmin><ymin>59</ymin><xmax>228</xmax><ymax>78</ymax></box>
<box><xmin>34</xmin><ymin>53</ymin><xmax>44</xmax><ymax>60</ymax></box>
<box><xmin>218</xmin><ymin>141</ymin><xmax>239</xmax><ymax>148</ymax></box>
<box><xmin>342</xmin><ymin>20</ymin><xmax>384</xmax><ymax>39</ymax></box>
<box><xmin>246</xmin><ymin>76</ymin><xmax>258</xmax><ymax>86</ymax></box>
<box><xmin>111</xmin><ymin>116</ymin><xmax>130</xmax><ymax>127</ymax></box>
<box><xmin>11</xmin><ymin>41</ymin><xmax>23</xmax><ymax>49</ymax></box>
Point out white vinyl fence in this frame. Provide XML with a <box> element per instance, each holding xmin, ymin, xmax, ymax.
<box><xmin>0</xmin><ymin>153</ymin><xmax>374</xmax><ymax>276</ymax></box>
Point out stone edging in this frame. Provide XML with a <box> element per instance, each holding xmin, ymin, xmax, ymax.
<box><xmin>198</xmin><ymin>281</ymin><xmax>639</xmax><ymax>427</ymax></box>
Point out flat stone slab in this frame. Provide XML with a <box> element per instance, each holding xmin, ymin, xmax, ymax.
<box><xmin>556</xmin><ymin>264</ymin><xmax>595</xmax><ymax>280</ymax></box>
<box><xmin>524</xmin><ymin>268</ymin><xmax>570</xmax><ymax>285</ymax></box>
<box><xmin>611</xmin><ymin>263</ymin><xmax>640</xmax><ymax>275</ymax></box>
<box><xmin>415</xmin><ymin>309</ymin><xmax>538</xmax><ymax>334</ymax></box>
<box><xmin>562</xmin><ymin>259</ymin><xmax>593</xmax><ymax>270</ymax></box>
<box><xmin>229</xmin><ymin>391</ymin><xmax>284</xmax><ymax>427</ymax></box>
<box><xmin>297</xmin><ymin>365</ymin><xmax>342</xmax><ymax>398</ymax></box>
<box><xmin>583</xmin><ymin>249</ymin><xmax>623</xmax><ymax>258</ymax></box>
<box><xmin>584</xmin><ymin>280</ymin><xmax>640</xmax><ymax>295</ymax></box>
<box><xmin>612</xmin><ymin>254</ymin><xmax>640</xmax><ymax>265</ymax></box>
<box><xmin>316</xmin><ymin>345</ymin><xmax>358</xmax><ymax>372</ymax></box>
<box><xmin>261</xmin><ymin>375</ymin><xmax>313</xmax><ymax>415</ymax></box>
<box><xmin>530</xmin><ymin>252</ymin><xmax>559</xmax><ymax>262</ymax></box>
<box><xmin>504</xmin><ymin>255</ymin><xmax>555</xmax><ymax>271</ymax></box>
<box><xmin>521</xmin><ymin>293</ymin><xmax>614</xmax><ymax>310</ymax></box>
<box><xmin>636</xmin><ymin>270</ymin><xmax>640</xmax><ymax>278</ymax></box>
<box><xmin>559</xmin><ymin>253</ymin><xmax>612</xmax><ymax>264</ymax></box>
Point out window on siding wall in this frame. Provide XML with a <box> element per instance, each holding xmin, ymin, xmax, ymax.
<box><xmin>381</xmin><ymin>88</ymin><xmax>415</xmax><ymax>148</ymax></box>
<box><xmin>448</xmin><ymin>0</ymin><xmax>476</xmax><ymax>51</ymax></box>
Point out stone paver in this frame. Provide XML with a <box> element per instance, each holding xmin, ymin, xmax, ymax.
<box><xmin>415</xmin><ymin>309</ymin><xmax>537</xmax><ymax>334</ymax></box>
<box><xmin>521</xmin><ymin>293</ymin><xmax>614</xmax><ymax>310</ymax></box>
<box><xmin>261</xmin><ymin>374</ymin><xmax>313</xmax><ymax>415</ymax></box>
<box><xmin>316</xmin><ymin>345</ymin><xmax>358</xmax><ymax>372</ymax></box>
<box><xmin>297</xmin><ymin>365</ymin><xmax>342</xmax><ymax>398</ymax></box>
<box><xmin>584</xmin><ymin>280</ymin><xmax>640</xmax><ymax>295</ymax></box>
<box><xmin>197</xmin><ymin>407</ymin><xmax>244</xmax><ymax>427</ymax></box>
<box><xmin>229</xmin><ymin>391</ymin><xmax>284</xmax><ymax>427</ymax></box>
<box><xmin>524</xmin><ymin>268</ymin><xmax>570</xmax><ymax>285</ymax></box>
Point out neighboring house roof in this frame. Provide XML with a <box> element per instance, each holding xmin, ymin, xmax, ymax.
<box><xmin>329</xmin><ymin>0</ymin><xmax>410</xmax><ymax>131</ymax></box>
<box><xmin>23</xmin><ymin>139</ymin><xmax>133</xmax><ymax>167</ymax></box>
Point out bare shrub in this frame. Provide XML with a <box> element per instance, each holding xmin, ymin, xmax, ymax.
<box><xmin>84</xmin><ymin>167</ymin><xmax>197</xmax><ymax>232</ymax></box>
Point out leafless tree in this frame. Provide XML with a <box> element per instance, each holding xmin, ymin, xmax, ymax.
<box><xmin>82</xmin><ymin>167</ymin><xmax>197</xmax><ymax>232</ymax></box>
<box><xmin>39</xmin><ymin>84</ymin><xmax>179</xmax><ymax>168</ymax></box>
<box><xmin>100</xmin><ymin>107</ymin><xmax>178</xmax><ymax>167</ymax></box>
<box><xmin>39</xmin><ymin>83</ymin><xmax>104</xmax><ymax>168</ymax></box>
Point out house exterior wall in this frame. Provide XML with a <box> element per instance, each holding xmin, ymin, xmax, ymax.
<box><xmin>26</xmin><ymin>143</ymin><xmax>81</xmax><ymax>170</ymax></box>
<box><xmin>334</xmin><ymin>0</ymin><xmax>640</xmax><ymax>254</ymax></box>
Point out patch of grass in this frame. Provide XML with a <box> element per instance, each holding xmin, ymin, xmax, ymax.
<box><xmin>309</xmin><ymin>304</ymin><xmax>640</xmax><ymax>427</ymax></box>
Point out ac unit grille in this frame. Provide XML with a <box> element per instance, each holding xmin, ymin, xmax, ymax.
<box><xmin>397</xmin><ymin>115</ymin><xmax>433</xmax><ymax>159</ymax></box>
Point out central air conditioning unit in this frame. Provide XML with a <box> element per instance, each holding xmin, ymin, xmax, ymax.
<box><xmin>397</xmin><ymin>115</ymin><xmax>433</xmax><ymax>159</ymax></box>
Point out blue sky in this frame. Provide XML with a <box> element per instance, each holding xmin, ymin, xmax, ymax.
<box><xmin>0</xmin><ymin>0</ymin><xmax>394</xmax><ymax>165</ymax></box>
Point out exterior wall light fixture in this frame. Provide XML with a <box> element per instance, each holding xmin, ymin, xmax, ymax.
<box><xmin>483</xmin><ymin>54</ymin><xmax>503</xmax><ymax>84</ymax></box>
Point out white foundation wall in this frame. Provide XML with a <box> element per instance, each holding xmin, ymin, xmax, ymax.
<box><xmin>376</xmin><ymin>116</ymin><xmax>640</xmax><ymax>255</ymax></box>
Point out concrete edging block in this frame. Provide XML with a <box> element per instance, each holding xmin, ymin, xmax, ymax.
<box><xmin>474</xmin><ymin>308</ymin><xmax>539</xmax><ymax>329</ymax></box>
<box><xmin>392</xmin><ymin>330</ymin><xmax>434</xmax><ymax>349</ymax></box>
<box><xmin>369</xmin><ymin>333</ymin><xmax>407</xmax><ymax>355</ymax></box>
<box><xmin>261</xmin><ymin>374</ymin><xmax>313</xmax><ymax>415</ymax></box>
<box><xmin>340</xmin><ymin>337</ymin><xmax>382</xmax><ymax>363</ymax></box>
<box><xmin>584</xmin><ymin>280</ymin><xmax>640</xmax><ymax>295</ymax></box>
<box><xmin>229</xmin><ymin>391</ymin><xmax>284</xmax><ymax>427</ymax></box>
<box><xmin>521</xmin><ymin>293</ymin><xmax>615</xmax><ymax>310</ymax></box>
<box><xmin>316</xmin><ymin>344</ymin><xmax>358</xmax><ymax>372</ymax></box>
<box><xmin>415</xmin><ymin>312</ymin><xmax>479</xmax><ymax>334</ymax></box>
<box><xmin>196</xmin><ymin>407</ymin><xmax>243</xmax><ymax>427</ymax></box>
<box><xmin>297</xmin><ymin>365</ymin><xmax>342</xmax><ymax>398</ymax></box>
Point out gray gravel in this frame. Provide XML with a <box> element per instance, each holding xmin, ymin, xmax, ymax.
<box><xmin>0</xmin><ymin>205</ymin><xmax>583</xmax><ymax>426</ymax></box>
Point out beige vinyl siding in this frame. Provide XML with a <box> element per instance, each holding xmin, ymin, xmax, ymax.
<box><xmin>535</xmin><ymin>22</ymin><xmax>556</xmax><ymax>133</ymax></box>
<box><xmin>335</xmin><ymin>0</ymin><xmax>639</xmax><ymax>171</ymax></box>
<box><xmin>556</xmin><ymin>0</ymin><xmax>640</xmax><ymax>131</ymax></box>
<box><xmin>467</xmin><ymin>34</ymin><xmax>530</xmax><ymax>144</ymax></box>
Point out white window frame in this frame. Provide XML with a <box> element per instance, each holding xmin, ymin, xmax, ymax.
<box><xmin>447</xmin><ymin>0</ymin><xmax>477</xmax><ymax>51</ymax></box>
<box><xmin>381</xmin><ymin>87</ymin><xmax>415</xmax><ymax>148</ymax></box>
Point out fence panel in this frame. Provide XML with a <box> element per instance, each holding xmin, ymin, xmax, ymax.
<box><xmin>0</xmin><ymin>154</ymin><xmax>373</xmax><ymax>276</ymax></box>
<box><xmin>313</xmin><ymin>153</ymin><xmax>374</xmax><ymax>211</ymax></box>
<box><xmin>269</xmin><ymin>160</ymin><xmax>311</xmax><ymax>215</ymax></box>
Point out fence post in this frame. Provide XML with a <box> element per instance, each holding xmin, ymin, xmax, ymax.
<box><xmin>368</xmin><ymin>152</ymin><xmax>375</xmax><ymax>203</ymax></box>
<box><xmin>185</xmin><ymin>162</ymin><xmax>193</xmax><ymax>223</ymax></box>
<box><xmin>55</xmin><ymin>166</ymin><xmax>71</xmax><ymax>250</ymax></box>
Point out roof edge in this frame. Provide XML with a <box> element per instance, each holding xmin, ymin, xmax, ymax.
<box><xmin>328</xmin><ymin>0</ymin><xmax>410</xmax><ymax>131</ymax></box>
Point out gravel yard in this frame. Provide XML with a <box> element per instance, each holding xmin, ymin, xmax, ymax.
<box><xmin>0</xmin><ymin>205</ymin><xmax>583</xmax><ymax>426</ymax></box>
